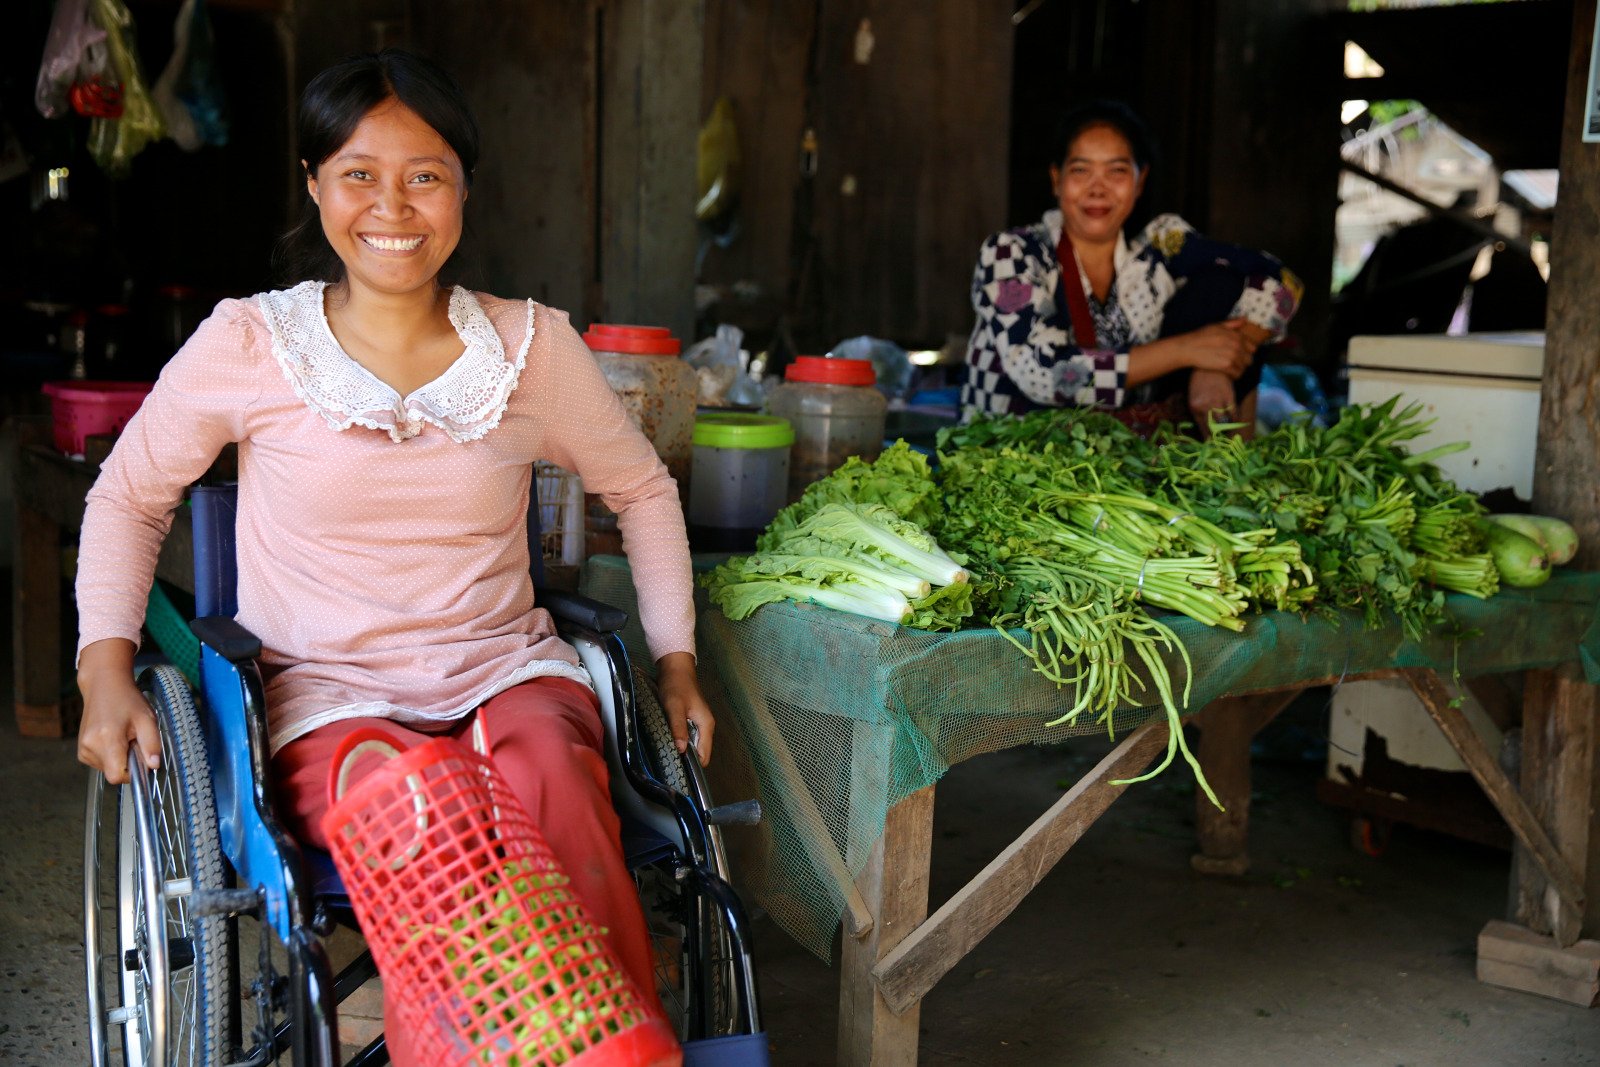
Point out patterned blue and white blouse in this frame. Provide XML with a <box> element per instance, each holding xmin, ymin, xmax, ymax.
<box><xmin>960</xmin><ymin>209</ymin><xmax>1302</xmax><ymax>421</ymax></box>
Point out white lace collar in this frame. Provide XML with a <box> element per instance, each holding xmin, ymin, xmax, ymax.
<box><xmin>257</xmin><ymin>281</ymin><xmax>534</xmax><ymax>443</ymax></box>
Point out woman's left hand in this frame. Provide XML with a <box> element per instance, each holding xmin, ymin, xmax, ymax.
<box><xmin>1188</xmin><ymin>369</ymin><xmax>1237</xmax><ymax>433</ymax></box>
<box><xmin>656</xmin><ymin>651</ymin><xmax>715</xmax><ymax>764</ymax></box>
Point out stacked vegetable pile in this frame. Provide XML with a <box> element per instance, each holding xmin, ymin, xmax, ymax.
<box><xmin>703</xmin><ymin>399</ymin><xmax>1577</xmax><ymax>804</ymax></box>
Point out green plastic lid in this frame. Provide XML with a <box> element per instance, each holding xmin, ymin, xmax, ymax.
<box><xmin>693</xmin><ymin>413</ymin><xmax>794</xmax><ymax>449</ymax></box>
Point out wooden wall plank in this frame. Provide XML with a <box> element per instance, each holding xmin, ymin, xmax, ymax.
<box><xmin>412</xmin><ymin>2</ymin><xmax>599</xmax><ymax>320</ymax></box>
<box><xmin>700</xmin><ymin>1</ymin><xmax>818</xmax><ymax>313</ymax></box>
<box><xmin>599</xmin><ymin>0</ymin><xmax>705</xmax><ymax>340</ymax></box>
<box><xmin>808</xmin><ymin>2</ymin><xmax>1013</xmax><ymax>348</ymax></box>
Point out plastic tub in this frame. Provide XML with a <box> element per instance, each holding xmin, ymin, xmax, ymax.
<box><xmin>689</xmin><ymin>414</ymin><xmax>794</xmax><ymax>552</ymax></box>
<box><xmin>765</xmin><ymin>356</ymin><xmax>886</xmax><ymax>502</ymax></box>
<box><xmin>41</xmin><ymin>380</ymin><xmax>154</xmax><ymax>456</ymax></box>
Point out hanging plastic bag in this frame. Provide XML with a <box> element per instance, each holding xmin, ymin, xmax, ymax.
<box><xmin>153</xmin><ymin>0</ymin><xmax>228</xmax><ymax>151</ymax></box>
<box><xmin>34</xmin><ymin>0</ymin><xmax>106</xmax><ymax>119</ymax></box>
<box><xmin>86</xmin><ymin>0</ymin><xmax>166</xmax><ymax>175</ymax></box>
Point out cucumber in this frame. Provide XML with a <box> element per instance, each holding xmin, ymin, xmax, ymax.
<box><xmin>1477</xmin><ymin>519</ymin><xmax>1551</xmax><ymax>588</ymax></box>
<box><xmin>1486</xmin><ymin>514</ymin><xmax>1579</xmax><ymax>566</ymax></box>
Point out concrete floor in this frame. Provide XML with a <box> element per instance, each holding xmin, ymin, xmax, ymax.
<box><xmin>3</xmin><ymin>649</ymin><xmax>1598</xmax><ymax>1065</ymax></box>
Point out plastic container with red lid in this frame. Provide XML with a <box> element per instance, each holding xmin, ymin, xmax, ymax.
<box><xmin>766</xmin><ymin>356</ymin><xmax>887</xmax><ymax>502</ymax></box>
<box><xmin>581</xmin><ymin>324</ymin><xmax>697</xmax><ymax>553</ymax></box>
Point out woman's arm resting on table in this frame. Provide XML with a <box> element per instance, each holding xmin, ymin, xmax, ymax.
<box><xmin>656</xmin><ymin>651</ymin><xmax>714</xmax><ymax>764</ymax></box>
<box><xmin>77</xmin><ymin>638</ymin><xmax>159</xmax><ymax>785</ymax></box>
<box><xmin>1127</xmin><ymin>320</ymin><xmax>1253</xmax><ymax>386</ymax></box>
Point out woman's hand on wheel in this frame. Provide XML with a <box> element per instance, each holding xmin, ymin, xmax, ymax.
<box><xmin>656</xmin><ymin>651</ymin><xmax>715</xmax><ymax>765</ymax></box>
<box><xmin>77</xmin><ymin>638</ymin><xmax>159</xmax><ymax>785</ymax></box>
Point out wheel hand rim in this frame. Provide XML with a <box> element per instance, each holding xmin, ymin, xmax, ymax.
<box><xmin>128</xmin><ymin>745</ymin><xmax>168</xmax><ymax>1066</ymax></box>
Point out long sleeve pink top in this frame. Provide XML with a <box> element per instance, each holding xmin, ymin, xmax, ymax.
<box><xmin>76</xmin><ymin>282</ymin><xmax>695</xmax><ymax>754</ymax></box>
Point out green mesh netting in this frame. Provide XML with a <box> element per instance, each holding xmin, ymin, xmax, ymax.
<box><xmin>582</xmin><ymin>556</ymin><xmax>1600</xmax><ymax>962</ymax></box>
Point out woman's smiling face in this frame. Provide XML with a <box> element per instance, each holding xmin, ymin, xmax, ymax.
<box><xmin>306</xmin><ymin>98</ymin><xmax>467</xmax><ymax>299</ymax></box>
<box><xmin>1050</xmin><ymin>122</ymin><xmax>1146</xmax><ymax>247</ymax></box>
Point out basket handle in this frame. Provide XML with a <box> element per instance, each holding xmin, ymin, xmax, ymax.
<box><xmin>327</xmin><ymin>726</ymin><xmax>434</xmax><ymax>871</ymax></box>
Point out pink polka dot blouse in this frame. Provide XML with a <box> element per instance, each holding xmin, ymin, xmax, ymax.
<box><xmin>76</xmin><ymin>283</ymin><xmax>695</xmax><ymax>754</ymax></box>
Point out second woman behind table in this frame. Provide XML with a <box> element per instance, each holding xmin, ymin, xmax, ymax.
<box><xmin>73</xmin><ymin>48</ymin><xmax>710</xmax><ymax>1060</ymax></box>
<box><xmin>961</xmin><ymin>99</ymin><xmax>1304</xmax><ymax>436</ymax></box>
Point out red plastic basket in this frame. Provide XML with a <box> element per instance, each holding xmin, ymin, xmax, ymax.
<box><xmin>40</xmin><ymin>380</ymin><xmax>153</xmax><ymax>456</ymax></box>
<box><xmin>321</xmin><ymin>730</ymin><xmax>681</xmax><ymax>1067</ymax></box>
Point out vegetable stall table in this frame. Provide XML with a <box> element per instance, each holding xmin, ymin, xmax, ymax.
<box><xmin>583</xmin><ymin>555</ymin><xmax>1600</xmax><ymax>1065</ymax></box>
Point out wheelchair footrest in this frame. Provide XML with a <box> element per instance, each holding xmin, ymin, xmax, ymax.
<box><xmin>191</xmin><ymin>887</ymin><xmax>261</xmax><ymax>917</ymax></box>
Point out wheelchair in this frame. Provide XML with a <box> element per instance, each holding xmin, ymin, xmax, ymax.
<box><xmin>83</xmin><ymin>483</ymin><xmax>769</xmax><ymax>1066</ymax></box>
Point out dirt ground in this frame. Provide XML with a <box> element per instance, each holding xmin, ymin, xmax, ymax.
<box><xmin>4</xmin><ymin>677</ymin><xmax>1598</xmax><ymax>1065</ymax></box>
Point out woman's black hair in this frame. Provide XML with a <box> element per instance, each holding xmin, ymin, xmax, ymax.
<box><xmin>1048</xmin><ymin>99</ymin><xmax>1157</xmax><ymax>173</ymax></box>
<box><xmin>273</xmin><ymin>49</ymin><xmax>480</xmax><ymax>286</ymax></box>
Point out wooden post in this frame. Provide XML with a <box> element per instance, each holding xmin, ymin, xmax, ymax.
<box><xmin>837</xmin><ymin>785</ymin><xmax>934</xmax><ymax>1067</ymax></box>
<box><xmin>1524</xmin><ymin>0</ymin><xmax>1600</xmax><ymax>947</ymax></box>
<box><xmin>1190</xmin><ymin>690</ymin><xmax>1303</xmax><ymax>876</ymax></box>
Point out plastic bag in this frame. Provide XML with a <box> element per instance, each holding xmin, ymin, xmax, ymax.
<box><xmin>86</xmin><ymin>0</ymin><xmax>166</xmax><ymax>175</ymax></box>
<box><xmin>153</xmin><ymin>0</ymin><xmax>228</xmax><ymax>151</ymax></box>
<box><xmin>34</xmin><ymin>0</ymin><xmax>106</xmax><ymax>119</ymax></box>
<box><xmin>684</xmin><ymin>323</ymin><xmax>749</xmax><ymax>406</ymax></box>
<box><xmin>828</xmin><ymin>335</ymin><xmax>914</xmax><ymax>404</ymax></box>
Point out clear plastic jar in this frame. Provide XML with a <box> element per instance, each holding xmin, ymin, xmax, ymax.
<box><xmin>581</xmin><ymin>324</ymin><xmax>697</xmax><ymax>555</ymax></box>
<box><xmin>688</xmin><ymin>414</ymin><xmax>794</xmax><ymax>552</ymax></box>
<box><xmin>765</xmin><ymin>356</ymin><xmax>887</xmax><ymax>502</ymax></box>
<box><xmin>582</xmin><ymin>324</ymin><xmax>697</xmax><ymax>493</ymax></box>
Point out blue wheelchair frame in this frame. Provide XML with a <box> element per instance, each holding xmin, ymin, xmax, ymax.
<box><xmin>165</xmin><ymin>483</ymin><xmax>767</xmax><ymax>1065</ymax></box>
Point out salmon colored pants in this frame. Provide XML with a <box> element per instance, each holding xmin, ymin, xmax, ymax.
<box><xmin>270</xmin><ymin>677</ymin><xmax>658</xmax><ymax>1065</ymax></box>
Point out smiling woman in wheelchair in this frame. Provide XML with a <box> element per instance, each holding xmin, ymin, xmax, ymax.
<box><xmin>74</xmin><ymin>48</ymin><xmax>716</xmax><ymax>1063</ymax></box>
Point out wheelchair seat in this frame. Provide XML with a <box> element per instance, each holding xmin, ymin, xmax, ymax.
<box><xmin>84</xmin><ymin>482</ymin><xmax>769</xmax><ymax>1066</ymax></box>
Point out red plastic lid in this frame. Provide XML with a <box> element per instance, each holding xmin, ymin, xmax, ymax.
<box><xmin>785</xmin><ymin>355</ymin><xmax>876</xmax><ymax>386</ymax></box>
<box><xmin>581</xmin><ymin>323</ymin><xmax>682</xmax><ymax>356</ymax></box>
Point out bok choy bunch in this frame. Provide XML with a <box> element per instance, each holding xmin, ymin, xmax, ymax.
<box><xmin>704</xmin><ymin>502</ymin><xmax>973</xmax><ymax>630</ymax></box>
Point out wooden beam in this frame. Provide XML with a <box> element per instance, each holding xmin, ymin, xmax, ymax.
<box><xmin>1192</xmin><ymin>690</ymin><xmax>1305</xmax><ymax>876</ymax></box>
<box><xmin>869</xmin><ymin>720</ymin><xmax>1169</xmax><ymax>1015</ymax></box>
<box><xmin>838</xmin><ymin>785</ymin><xmax>934</xmax><ymax>1067</ymax></box>
<box><xmin>1402</xmin><ymin>669</ymin><xmax>1586</xmax><ymax>921</ymax></box>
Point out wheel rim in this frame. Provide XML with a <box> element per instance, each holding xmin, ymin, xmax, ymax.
<box><xmin>115</xmin><ymin>747</ymin><xmax>205</xmax><ymax>1065</ymax></box>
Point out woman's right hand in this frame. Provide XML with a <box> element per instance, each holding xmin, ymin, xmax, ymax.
<box><xmin>77</xmin><ymin>638</ymin><xmax>160</xmax><ymax>785</ymax></box>
<box><xmin>1175</xmin><ymin>321</ymin><xmax>1255</xmax><ymax>379</ymax></box>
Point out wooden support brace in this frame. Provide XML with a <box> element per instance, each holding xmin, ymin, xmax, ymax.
<box><xmin>1401</xmin><ymin>669</ymin><xmax>1586</xmax><ymax>917</ymax></box>
<box><xmin>869</xmin><ymin>719</ymin><xmax>1170</xmax><ymax>1015</ymax></box>
<box><xmin>739</xmin><ymin>682</ymin><xmax>874</xmax><ymax>938</ymax></box>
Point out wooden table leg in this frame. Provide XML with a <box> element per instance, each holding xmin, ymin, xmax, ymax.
<box><xmin>838</xmin><ymin>785</ymin><xmax>934</xmax><ymax>1067</ymax></box>
<box><xmin>1512</xmin><ymin>665</ymin><xmax>1599</xmax><ymax>944</ymax></box>
<box><xmin>1190</xmin><ymin>690</ymin><xmax>1303</xmax><ymax>876</ymax></box>
<box><xmin>13</xmin><ymin>496</ymin><xmax>67</xmax><ymax>737</ymax></box>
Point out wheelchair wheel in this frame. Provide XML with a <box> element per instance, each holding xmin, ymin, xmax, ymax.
<box><xmin>85</xmin><ymin>665</ymin><xmax>233</xmax><ymax>1066</ymax></box>
<box><xmin>630</xmin><ymin>668</ymin><xmax>741</xmax><ymax>1040</ymax></box>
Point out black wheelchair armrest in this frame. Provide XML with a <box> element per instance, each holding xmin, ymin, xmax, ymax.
<box><xmin>190</xmin><ymin>616</ymin><xmax>264</xmax><ymax>663</ymax></box>
<box><xmin>537</xmin><ymin>587</ymin><xmax>629</xmax><ymax>635</ymax></box>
